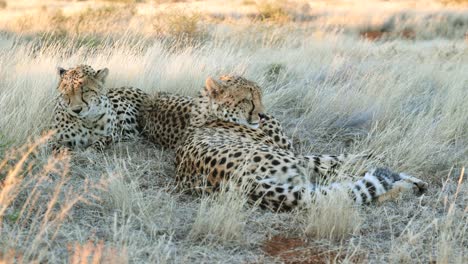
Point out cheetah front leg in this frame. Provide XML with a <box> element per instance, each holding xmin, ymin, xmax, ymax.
<box><xmin>47</xmin><ymin>130</ymin><xmax>77</xmax><ymax>154</ymax></box>
<box><xmin>48</xmin><ymin>139</ymin><xmax>72</xmax><ymax>155</ymax></box>
<box><xmin>89</xmin><ymin>136</ymin><xmax>113</xmax><ymax>151</ymax></box>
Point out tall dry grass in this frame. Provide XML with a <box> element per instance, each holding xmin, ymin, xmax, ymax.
<box><xmin>301</xmin><ymin>189</ymin><xmax>362</xmax><ymax>241</ymax></box>
<box><xmin>189</xmin><ymin>183</ymin><xmax>251</xmax><ymax>245</ymax></box>
<box><xmin>0</xmin><ymin>0</ymin><xmax>467</xmax><ymax>263</ymax></box>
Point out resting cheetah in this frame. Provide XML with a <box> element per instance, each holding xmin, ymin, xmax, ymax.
<box><xmin>49</xmin><ymin>65</ymin><xmax>148</xmax><ymax>150</ymax></box>
<box><xmin>142</xmin><ymin>75</ymin><xmax>428</xmax><ymax>211</ymax></box>
<box><xmin>140</xmin><ymin>75</ymin><xmax>355</xmax><ymax>177</ymax></box>
<box><xmin>140</xmin><ymin>75</ymin><xmax>293</xmax><ymax>150</ymax></box>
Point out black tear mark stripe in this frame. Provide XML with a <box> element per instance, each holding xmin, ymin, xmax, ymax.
<box><xmin>248</xmin><ymin>100</ymin><xmax>255</xmax><ymax>119</ymax></box>
<box><xmin>96</xmin><ymin>113</ymin><xmax>106</xmax><ymax>121</ymax></box>
<box><xmin>81</xmin><ymin>92</ymin><xmax>89</xmax><ymax>106</ymax></box>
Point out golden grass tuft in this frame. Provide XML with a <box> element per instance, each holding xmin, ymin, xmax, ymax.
<box><xmin>300</xmin><ymin>189</ymin><xmax>362</xmax><ymax>241</ymax></box>
<box><xmin>256</xmin><ymin>0</ymin><xmax>291</xmax><ymax>23</ymax></box>
<box><xmin>189</xmin><ymin>183</ymin><xmax>251</xmax><ymax>245</ymax></box>
<box><xmin>0</xmin><ymin>135</ymin><xmax>108</xmax><ymax>263</ymax></box>
<box><xmin>440</xmin><ymin>0</ymin><xmax>468</xmax><ymax>5</ymax></box>
<box><xmin>435</xmin><ymin>169</ymin><xmax>467</xmax><ymax>264</ymax></box>
<box><xmin>152</xmin><ymin>8</ymin><xmax>207</xmax><ymax>47</ymax></box>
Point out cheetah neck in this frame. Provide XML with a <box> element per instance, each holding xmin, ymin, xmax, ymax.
<box><xmin>82</xmin><ymin>97</ymin><xmax>113</xmax><ymax>123</ymax></box>
<box><xmin>189</xmin><ymin>96</ymin><xmax>219</xmax><ymax>127</ymax></box>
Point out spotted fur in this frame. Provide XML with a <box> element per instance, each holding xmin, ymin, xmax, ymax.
<box><xmin>140</xmin><ymin>75</ymin><xmax>292</xmax><ymax>150</ymax></box>
<box><xmin>142</xmin><ymin>75</ymin><xmax>428</xmax><ymax>211</ymax></box>
<box><xmin>50</xmin><ymin>65</ymin><xmax>148</xmax><ymax>150</ymax></box>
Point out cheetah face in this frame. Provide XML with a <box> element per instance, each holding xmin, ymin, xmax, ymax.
<box><xmin>57</xmin><ymin>65</ymin><xmax>109</xmax><ymax>120</ymax></box>
<box><xmin>203</xmin><ymin>75</ymin><xmax>265</xmax><ymax>129</ymax></box>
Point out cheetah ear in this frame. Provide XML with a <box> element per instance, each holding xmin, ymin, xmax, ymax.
<box><xmin>95</xmin><ymin>68</ymin><xmax>109</xmax><ymax>83</ymax></box>
<box><xmin>57</xmin><ymin>67</ymin><xmax>66</xmax><ymax>78</ymax></box>
<box><xmin>204</xmin><ymin>77</ymin><xmax>223</xmax><ymax>99</ymax></box>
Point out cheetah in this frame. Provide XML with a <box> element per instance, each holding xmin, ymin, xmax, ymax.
<box><xmin>140</xmin><ymin>76</ymin><xmax>292</xmax><ymax>150</ymax></box>
<box><xmin>140</xmin><ymin>75</ymin><xmax>355</xmax><ymax>177</ymax></box>
<box><xmin>142</xmin><ymin>75</ymin><xmax>428</xmax><ymax>211</ymax></box>
<box><xmin>49</xmin><ymin>65</ymin><xmax>148</xmax><ymax>150</ymax></box>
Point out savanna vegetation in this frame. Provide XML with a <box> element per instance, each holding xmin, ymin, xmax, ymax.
<box><xmin>0</xmin><ymin>0</ymin><xmax>466</xmax><ymax>263</ymax></box>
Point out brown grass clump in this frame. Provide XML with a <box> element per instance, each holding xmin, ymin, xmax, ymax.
<box><xmin>154</xmin><ymin>0</ymin><xmax>188</xmax><ymax>3</ymax></box>
<box><xmin>256</xmin><ymin>0</ymin><xmax>291</xmax><ymax>23</ymax></box>
<box><xmin>360</xmin><ymin>30</ymin><xmax>386</xmax><ymax>41</ymax></box>
<box><xmin>439</xmin><ymin>0</ymin><xmax>468</xmax><ymax>5</ymax></box>
<box><xmin>10</xmin><ymin>5</ymin><xmax>136</xmax><ymax>35</ymax></box>
<box><xmin>98</xmin><ymin>0</ymin><xmax>139</xmax><ymax>3</ymax></box>
<box><xmin>401</xmin><ymin>29</ymin><xmax>416</xmax><ymax>40</ymax></box>
<box><xmin>153</xmin><ymin>8</ymin><xmax>208</xmax><ymax>48</ymax></box>
<box><xmin>242</xmin><ymin>0</ymin><xmax>257</xmax><ymax>5</ymax></box>
<box><xmin>360</xmin><ymin>29</ymin><xmax>416</xmax><ymax>41</ymax></box>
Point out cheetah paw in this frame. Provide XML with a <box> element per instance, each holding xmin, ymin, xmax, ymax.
<box><xmin>399</xmin><ymin>173</ymin><xmax>428</xmax><ymax>196</ymax></box>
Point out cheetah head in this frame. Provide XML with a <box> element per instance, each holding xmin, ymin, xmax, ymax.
<box><xmin>56</xmin><ymin>64</ymin><xmax>109</xmax><ymax>120</ymax></box>
<box><xmin>202</xmin><ymin>75</ymin><xmax>265</xmax><ymax>129</ymax></box>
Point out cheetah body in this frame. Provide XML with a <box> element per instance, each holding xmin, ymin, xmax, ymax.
<box><xmin>140</xmin><ymin>76</ymin><xmax>292</xmax><ymax>150</ymax></box>
<box><xmin>142</xmin><ymin>75</ymin><xmax>428</xmax><ymax>211</ymax></box>
<box><xmin>50</xmin><ymin>65</ymin><xmax>148</xmax><ymax>150</ymax></box>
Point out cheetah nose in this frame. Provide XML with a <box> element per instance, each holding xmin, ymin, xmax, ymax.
<box><xmin>72</xmin><ymin>107</ymin><xmax>82</xmax><ymax>114</ymax></box>
<box><xmin>258</xmin><ymin>113</ymin><xmax>267</xmax><ymax>121</ymax></box>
